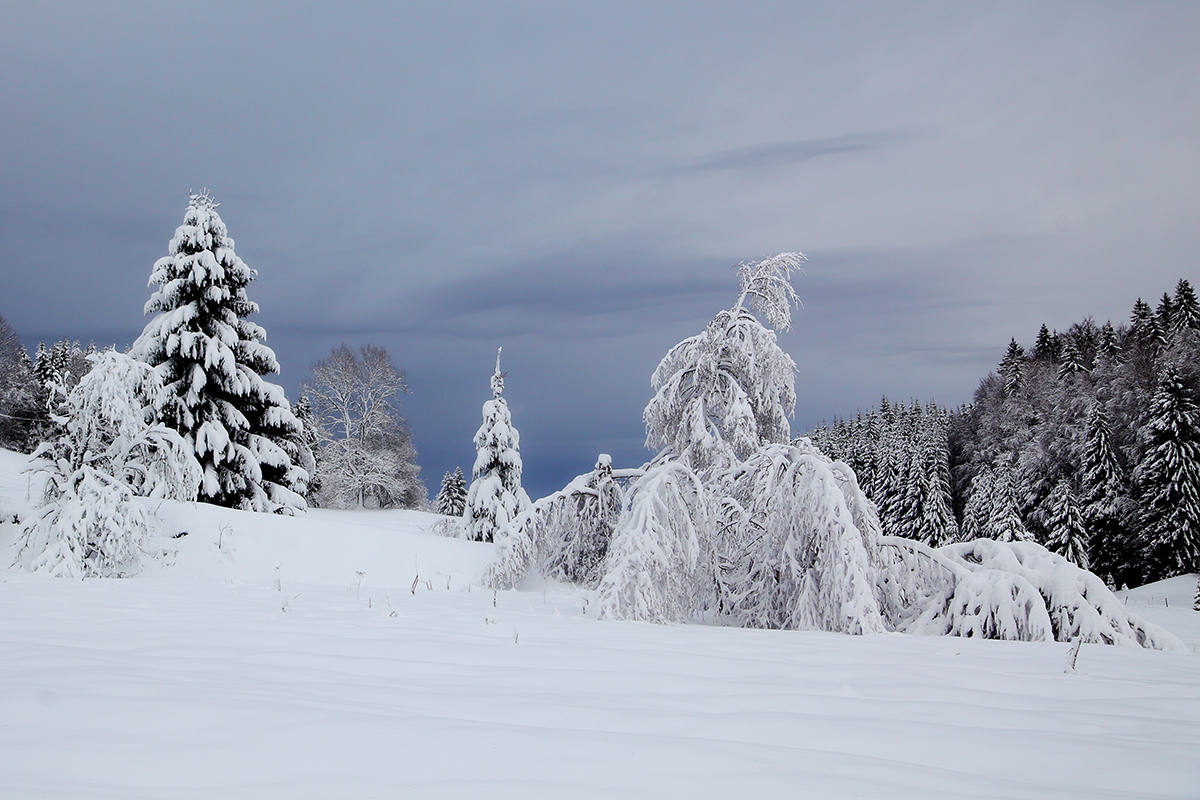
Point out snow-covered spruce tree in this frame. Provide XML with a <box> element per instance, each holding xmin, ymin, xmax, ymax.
<box><xmin>19</xmin><ymin>351</ymin><xmax>201</xmax><ymax>577</ymax></box>
<box><xmin>1045</xmin><ymin>480</ymin><xmax>1089</xmax><ymax>568</ymax></box>
<box><xmin>644</xmin><ymin>253</ymin><xmax>804</xmax><ymax>473</ymax></box>
<box><xmin>292</xmin><ymin>391</ymin><xmax>322</xmax><ymax>506</ymax></box>
<box><xmin>999</xmin><ymin>338</ymin><xmax>1025</xmax><ymax>396</ymax></box>
<box><xmin>434</xmin><ymin>467</ymin><xmax>469</xmax><ymax>517</ymax></box>
<box><xmin>1081</xmin><ymin>398</ymin><xmax>1133</xmax><ymax>583</ymax></box>
<box><xmin>306</xmin><ymin>344</ymin><xmax>424</xmax><ymax>509</ymax></box>
<box><xmin>465</xmin><ymin>348</ymin><xmax>529</xmax><ymax>542</ymax></box>
<box><xmin>131</xmin><ymin>192</ymin><xmax>308</xmax><ymax>512</ymax></box>
<box><xmin>0</xmin><ymin>314</ymin><xmax>44</xmax><ymax>452</ymax></box>
<box><xmin>1193</xmin><ymin>575</ymin><xmax>1200</xmax><ymax>612</ymax></box>
<box><xmin>1137</xmin><ymin>365</ymin><xmax>1200</xmax><ymax>577</ymax></box>
<box><xmin>435</xmin><ymin>471</ymin><xmax>457</xmax><ymax>515</ymax></box>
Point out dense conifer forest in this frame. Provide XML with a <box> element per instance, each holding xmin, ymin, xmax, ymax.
<box><xmin>810</xmin><ymin>279</ymin><xmax>1200</xmax><ymax>586</ymax></box>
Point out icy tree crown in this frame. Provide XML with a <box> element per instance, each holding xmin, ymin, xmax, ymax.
<box><xmin>491</xmin><ymin>348</ymin><xmax>505</xmax><ymax>398</ymax></box>
<box><xmin>733</xmin><ymin>252</ymin><xmax>806</xmax><ymax>332</ymax></box>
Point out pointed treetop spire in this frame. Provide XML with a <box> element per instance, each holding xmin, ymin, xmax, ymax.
<box><xmin>189</xmin><ymin>188</ymin><xmax>217</xmax><ymax>210</ymax></box>
<box><xmin>491</xmin><ymin>347</ymin><xmax>505</xmax><ymax>398</ymax></box>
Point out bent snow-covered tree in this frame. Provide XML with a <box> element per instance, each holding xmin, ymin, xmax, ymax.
<box><xmin>131</xmin><ymin>192</ymin><xmax>309</xmax><ymax>512</ymax></box>
<box><xmin>18</xmin><ymin>351</ymin><xmax>201</xmax><ymax>578</ymax></box>
<box><xmin>465</xmin><ymin>349</ymin><xmax>529</xmax><ymax>542</ymax></box>
<box><xmin>644</xmin><ymin>253</ymin><xmax>804</xmax><ymax>472</ymax></box>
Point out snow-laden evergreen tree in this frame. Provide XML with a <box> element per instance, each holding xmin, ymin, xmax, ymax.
<box><xmin>1173</xmin><ymin>279</ymin><xmax>1200</xmax><ymax>332</ymax></box>
<box><xmin>0</xmin><ymin>314</ymin><xmax>44</xmax><ymax>452</ymax></box>
<box><xmin>1045</xmin><ymin>480</ymin><xmax>1089</xmax><ymax>568</ymax></box>
<box><xmin>643</xmin><ymin>253</ymin><xmax>803</xmax><ymax>472</ymax></box>
<box><xmin>1058</xmin><ymin>336</ymin><xmax>1084</xmax><ymax>379</ymax></box>
<box><xmin>1157</xmin><ymin>292</ymin><xmax>1177</xmax><ymax>333</ymax></box>
<box><xmin>19</xmin><ymin>351</ymin><xmax>201</xmax><ymax>577</ymax></box>
<box><xmin>465</xmin><ymin>348</ymin><xmax>529</xmax><ymax>542</ymax></box>
<box><xmin>1137</xmin><ymin>365</ymin><xmax>1200</xmax><ymax>576</ymax></box>
<box><xmin>1080</xmin><ymin>398</ymin><xmax>1131</xmax><ymax>581</ymax></box>
<box><xmin>1034</xmin><ymin>324</ymin><xmax>1057</xmax><ymax>362</ymax></box>
<box><xmin>131</xmin><ymin>192</ymin><xmax>308</xmax><ymax>512</ymax></box>
<box><xmin>1193</xmin><ymin>575</ymin><xmax>1200</xmax><ymax>612</ymax></box>
<box><xmin>989</xmin><ymin>461</ymin><xmax>1032</xmax><ymax>542</ymax></box>
<box><xmin>999</xmin><ymin>338</ymin><xmax>1025</xmax><ymax>396</ymax></box>
<box><xmin>292</xmin><ymin>391</ymin><xmax>322</xmax><ymax>506</ymax></box>
<box><xmin>434</xmin><ymin>468</ymin><xmax>469</xmax><ymax>517</ymax></box>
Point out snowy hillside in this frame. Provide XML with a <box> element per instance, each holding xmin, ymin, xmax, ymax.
<box><xmin>0</xmin><ymin>448</ymin><xmax>1197</xmax><ymax>799</ymax></box>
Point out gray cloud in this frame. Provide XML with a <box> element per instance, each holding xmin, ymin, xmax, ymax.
<box><xmin>675</xmin><ymin>131</ymin><xmax>910</xmax><ymax>174</ymax></box>
<box><xmin>2</xmin><ymin>2</ymin><xmax>1198</xmax><ymax>497</ymax></box>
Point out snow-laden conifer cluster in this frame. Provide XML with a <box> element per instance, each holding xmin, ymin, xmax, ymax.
<box><xmin>131</xmin><ymin>192</ymin><xmax>308</xmax><ymax>513</ymax></box>
<box><xmin>434</xmin><ymin>467</ymin><xmax>468</xmax><ymax>517</ymax></box>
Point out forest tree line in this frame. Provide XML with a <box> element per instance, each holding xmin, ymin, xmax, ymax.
<box><xmin>810</xmin><ymin>278</ymin><xmax>1200</xmax><ymax>587</ymax></box>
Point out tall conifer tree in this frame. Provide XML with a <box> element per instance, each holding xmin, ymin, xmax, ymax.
<box><xmin>132</xmin><ymin>192</ymin><xmax>308</xmax><ymax>512</ymax></box>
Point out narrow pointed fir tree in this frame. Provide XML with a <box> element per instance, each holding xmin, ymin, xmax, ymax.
<box><xmin>1045</xmin><ymin>480</ymin><xmax>1089</xmax><ymax>568</ymax></box>
<box><xmin>999</xmin><ymin>338</ymin><xmax>1025</xmax><ymax>396</ymax></box>
<box><xmin>1156</xmin><ymin>292</ymin><xmax>1176</xmax><ymax>334</ymax></box>
<box><xmin>1058</xmin><ymin>337</ymin><xmax>1084</xmax><ymax>379</ymax></box>
<box><xmin>1193</xmin><ymin>575</ymin><xmax>1200</xmax><ymax>612</ymax></box>
<box><xmin>1137</xmin><ymin>365</ymin><xmax>1200</xmax><ymax>577</ymax></box>
<box><xmin>1034</xmin><ymin>324</ymin><xmax>1057</xmax><ymax>361</ymax></box>
<box><xmin>1173</xmin><ymin>278</ymin><xmax>1200</xmax><ymax>332</ymax></box>
<box><xmin>465</xmin><ymin>349</ymin><xmax>530</xmax><ymax>542</ymax></box>
<box><xmin>1130</xmin><ymin>298</ymin><xmax>1156</xmax><ymax>345</ymax></box>
<box><xmin>988</xmin><ymin>460</ymin><xmax>1031</xmax><ymax>542</ymax></box>
<box><xmin>131</xmin><ymin>192</ymin><xmax>309</xmax><ymax>512</ymax></box>
<box><xmin>644</xmin><ymin>253</ymin><xmax>803</xmax><ymax>472</ymax></box>
<box><xmin>1081</xmin><ymin>398</ymin><xmax>1130</xmax><ymax>580</ymax></box>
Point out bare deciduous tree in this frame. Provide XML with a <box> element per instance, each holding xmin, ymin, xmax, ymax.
<box><xmin>306</xmin><ymin>345</ymin><xmax>424</xmax><ymax>509</ymax></box>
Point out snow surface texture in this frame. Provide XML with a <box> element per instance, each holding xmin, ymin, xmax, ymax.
<box><xmin>0</xmin><ymin>443</ymin><xmax>1196</xmax><ymax>798</ymax></box>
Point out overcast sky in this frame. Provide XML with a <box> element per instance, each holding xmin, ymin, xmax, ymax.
<box><xmin>2</xmin><ymin>2</ymin><xmax>1198</xmax><ymax>498</ymax></box>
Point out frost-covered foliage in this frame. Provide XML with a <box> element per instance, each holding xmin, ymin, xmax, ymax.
<box><xmin>809</xmin><ymin>400</ymin><xmax>958</xmax><ymax>546</ymax></box>
<box><xmin>1137</xmin><ymin>365</ymin><xmax>1200</xmax><ymax>576</ymax></box>
<box><xmin>878</xmin><ymin>537</ymin><xmax>1183</xmax><ymax>650</ymax></box>
<box><xmin>306</xmin><ymin>345</ymin><xmax>424</xmax><ymax>509</ymax></box>
<box><xmin>434</xmin><ymin>467</ymin><xmax>468</xmax><ymax>517</ymax></box>
<box><xmin>538</xmin><ymin>455</ymin><xmax>624</xmax><ymax>585</ymax></box>
<box><xmin>1045</xmin><ymin>480</ymin><xmax>1089</xmax><ymax>568</ymax></box>
<box><xmin>712</xmin><ymin>441</ymin><xmax>884</xmax><ymax>633</ymax></box>
<box><xmin>18</xmin><ymin>351</ymin><xmax>201</xmax><ymax>578</ymax></box>
<box><xmin>0</xmin><ymin>314</ymin><xmax>44</xmax><ymax>452</ymax></box>
<box><xmin>949</xmin><ymin>278</ymin><xmax>1200</xmax><ymax>586</ymax></box>
<box><xmin>644</xmin><ymin>254</ymin><xmax>802</xmax><ymax>471</ymax></box>
<box><xmin>131</xmin><ymin>192</ymin><xmax>308</xmax><ymax>513</ymax></box>
<box><xmin>465</xmin><ymin>349</ymin><xmax>529</xmax><ymax>542</ymax></box>
<box><xmin>579</xmin><ymin>439</ymin><xmax>888</xmax><ymax>631</ymax></box>
<box><xmin>590</xmin><ymin>459</ymin><xmax>710</xmax><ymax>623</ymax></box>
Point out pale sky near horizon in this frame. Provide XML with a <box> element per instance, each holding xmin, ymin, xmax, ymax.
<box><xmin>2</xmin><ymin>2</ymin><xmax>1198</xmax><ymax>497</ymax></box>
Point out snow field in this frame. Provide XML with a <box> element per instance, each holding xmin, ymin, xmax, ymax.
<box><xmin>0</xmin><ymin>448</ymin><xmax>1198</xmax><ymax>799</ymax></box>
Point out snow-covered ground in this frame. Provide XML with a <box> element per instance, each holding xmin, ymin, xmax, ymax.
<box><xmin>0</xmin><ymin>448</ymin><xmax>1197</xmax><ymax>799</ymax></box>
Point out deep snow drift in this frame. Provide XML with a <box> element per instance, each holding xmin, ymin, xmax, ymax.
<box><xmin>0</xmin><ymin>449</ymin><xmax>1197</xmax><ymax>799</ymax></box>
